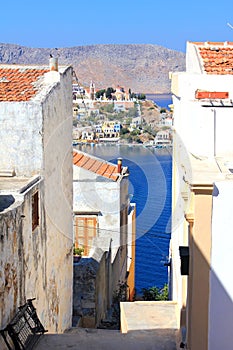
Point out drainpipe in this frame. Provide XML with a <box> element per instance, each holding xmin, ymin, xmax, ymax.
<box><xmin>117</xmin><ymin>158</ymin><xmax>122</xmax><ymax>173</ymax></box>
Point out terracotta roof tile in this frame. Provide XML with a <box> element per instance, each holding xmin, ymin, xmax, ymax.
<box><xmin>73</xmin><ymin>150</ymin><xmax>119</xmax><ymax>181</ymax></box>
<box><xmin>104</xmin><ymin>165</ymin><xmax>116</xmax><ymax>178</ymax></box>
<box><xmin>89</xmin><ymin>160</ymin><xmax>102</xmax><ymax>173</ymax></box>
<box><xmin>96</xmin><ymin>163</ymin><xmax>109</xmax><ymax>176</ymax></box>
<box><xmin>193</xmin><ymin>42</ymin><xmax>233</xmax><ymax>75</ymax></box>
<box><xmin>73</xmin><ymin>152</ymin><xmax>83</xmax><ymax>165</ymax></box>
<box><xmin>76</xmin><ymin>154</ymin><xmax>89</xmax><ymax>167</ymax></box>
<box><xmin>81</xmin><ymin>158</ymin><xmax>97</xmax><ymax>171</ymax></box>
<box><xmin>0</xmin><ymin>66</ymin><xmax>49</xmax><ymax>101</ymax></box>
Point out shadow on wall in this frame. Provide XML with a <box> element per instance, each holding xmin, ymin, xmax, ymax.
<box><xmin>179</xmin><ymin>238</ymin><xmax>233</xmax><ymax>349</ymax></box>
<box><xmin>0</xmin><ymin>195</ymin><xmax>15</xmax><ymax>212</ymax></box>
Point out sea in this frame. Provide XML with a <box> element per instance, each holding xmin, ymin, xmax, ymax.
<box><xmin>76</xmin><ymin>144</ymin><xmax>172</xmax><ymax>296</ymax></box>
<box><xmin>146</xmin><ymin>93</ymin><xmax>172</xmax><ymax>110</ymax></box>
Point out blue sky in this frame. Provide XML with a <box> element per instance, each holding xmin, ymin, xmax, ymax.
<box><xmin>2</xmin><ymin>0</ymin><xmax>233</xmax><ymax>52</ymax></box>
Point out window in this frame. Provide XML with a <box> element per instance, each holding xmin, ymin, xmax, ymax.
<box><xmin>32</xmin><ymin>191</ymin><xmax>39</xmax><ymax>231</ymax></box>
<box><xmin>74</xmin><ymin>216</ymin><xmax>97</xmax><ymax>256</ymax></box>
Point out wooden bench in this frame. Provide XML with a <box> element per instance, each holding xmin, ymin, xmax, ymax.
<box><xmin>0</xmin><ymin>298</ymin><xmax>47</xmax><ymax>350</ymax></box>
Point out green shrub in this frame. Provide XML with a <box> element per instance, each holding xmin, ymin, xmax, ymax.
<box><xmin>73</xmin><ymin>246</ymin><xmax>84</xmax><ymax>256</ymax></box>
<box><xmin>141</xmin><ymin>283</ymin><xmax>169</xmax><ymax>301</ymax></box>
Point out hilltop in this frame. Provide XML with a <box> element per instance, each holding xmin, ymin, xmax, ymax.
<box><xmin>0</xmin><ymin>43</ymin><xmax>185</xmax><ymax>93</ymax></box>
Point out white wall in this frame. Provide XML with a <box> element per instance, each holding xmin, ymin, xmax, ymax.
<box><xmin>73</xmin><ymin>166</ymin><xmax>121</xmax><ymax>254</ymax></box>
<box><xmin>0</xmin><ymin>66</ymin><xmax>73</xmax><ymax>333</ymax></box>
<box><xmin>42</xmin><ymin>67</ymin><xmax>73</xmax><ymax>331</ymax></box>
<box><xmin>209</xmin><ymin>181</ymin><xmax>233</xmax><ymax>349</ymax></box>
<box><xmin>0</xmin><ymin>102</ymin><xmax>43</xmax><ymax>175</ymax></box>
<box><xmin>172</xmin><ymin>73</ymin><xmax>233</xmax><ymax>158</ymax></box>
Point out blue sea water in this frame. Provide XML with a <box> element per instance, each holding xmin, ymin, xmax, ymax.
<box><xmin>76</xmin><ymin>144</ymin><xmax>172</xmax><ymax>296</ymax></box>
<box><xmin>146</xmin><ymin>93</ymin><xmax>172</xmax><ymax>110</ymax></box>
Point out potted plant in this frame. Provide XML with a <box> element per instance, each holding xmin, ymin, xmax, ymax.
<box><xmin>73</xmin><ymin>245</ymin><xmax>84</xmax><ymax>263</ymax></box>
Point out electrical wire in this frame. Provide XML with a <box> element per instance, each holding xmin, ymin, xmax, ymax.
<box><xmin>73</xmin><ymin>223</ymin><xmax>170</xmax><ymax>238</ymax></box>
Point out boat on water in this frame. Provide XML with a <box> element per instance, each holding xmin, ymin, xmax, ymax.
<box><xmin>144</xmin><ymin>139</ymin><xmax>172</xmax><ymax>149</ymax></box>
<box><xmin>154</xmin><ymin>139</ymin><xmax>172</xmax><ymax>149</ymax></box>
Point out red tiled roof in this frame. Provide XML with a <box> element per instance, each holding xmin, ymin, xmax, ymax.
<box><xmin>73</xmin><ymin>151</ymin><xmax>119</xmax><ymax>181</ymax></box>
<box><xmin>192</xmin><ymin>42</ymin><xmax>233</xmax><ymax>75</ymax></box>
<box><xmin>0</xmin><ymin>66</ymin><xmax>49</xmax><ymax>101</ymax></box>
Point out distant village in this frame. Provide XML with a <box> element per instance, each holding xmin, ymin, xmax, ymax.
<box><xmin>72</xmin><ymin>81</ymin><xmax>173</xmax><ymax>148</ymax></box>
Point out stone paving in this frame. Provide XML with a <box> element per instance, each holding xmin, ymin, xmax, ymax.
<box><xmin>35</xmin><ymin>301</ymin><xmax>179</xmax><ymax>350</ymax></box>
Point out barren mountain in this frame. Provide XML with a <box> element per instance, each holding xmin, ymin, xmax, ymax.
<box><xmin>0</xmin><ymin>43</ymin><xmax>185</xmax><ymax>93</ymax></box>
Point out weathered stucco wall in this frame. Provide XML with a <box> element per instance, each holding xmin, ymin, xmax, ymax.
<box><xmin>0</xmin><ymin>179</ymin><xmax>49</xmax><ymax>349</ymax></box>
<box><xmin>41</xmin><ymin>68</ymin><xmax>74</xmax><ymax>332</ymax></box>
<box><xmin>0</xmin><ymin>102</ymin><xmax>43</xmax><ymax>176</ymax></box>
<box><xmin>0</xmin><ymin>199</ymin><xmax>25</xmax><ymax>327</ymax></box>
<box><xmin>0</xmin><ymin>66</ymin><xmax>74</xmax><ymax>336</ymax></box>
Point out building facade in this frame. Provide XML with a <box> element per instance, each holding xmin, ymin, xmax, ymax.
<box><xmin>0</xmin><ymin>61</ymin><xmax>73</xmax><ymax>342</ymax></box>
<box><xmin>72</xmin><ymin>150</ymin><xmax>136</xmax><ymax>327</ymax></box>
<box><xmin>170</xmin><ymin>41</ymin><xmax>233</xmax><ymax>349</ymax></box>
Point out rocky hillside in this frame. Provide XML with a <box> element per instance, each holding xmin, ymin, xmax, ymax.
<box><xmin>0</xmin><ymin>43</ymin><xmax>185</xmax><ymax>93</ymax></box>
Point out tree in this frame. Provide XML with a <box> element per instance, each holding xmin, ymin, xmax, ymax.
<box><xmin>95</xmin><ymin>89</ymin><xmax>105</xmax><ymax>99</ymax></box>
<box><xmin>106</xmin><ymin>87</ymin><xmax>116</xmax><ymax>99</ymax></box>
<box><xmin>120</xmin><ymin>128</ymin><xmax>130</xmax><ymax>135</ymax></box>
<box><xmin>137</xmin><ymin>93</ymin><xmax>146</xmax><ymax>100</ymax></box>
<box><xmin>160</xmin><ymin>108</ymin><xmax>167</xmax><ymax>113</ymax></box>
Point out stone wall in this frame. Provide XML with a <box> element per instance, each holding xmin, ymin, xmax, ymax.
<box><xmin>73</xmin><ymin>247</ymin><xmax>108</xmax><ymax>328</ymax></box>
<box><xmin>73</xmin><ymin>241</ymin><xmax>125</xmax><ymax>328</ymax></box>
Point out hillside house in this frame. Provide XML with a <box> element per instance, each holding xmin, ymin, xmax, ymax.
<box><xmin>111</xmin><ymin>85</ymin><xmax>130</xmax><ymax>101</ymax></box>
<box><xmin>102</xmin><ymin>121</ymin><xmax>121</xmax><ymax>138</ymax></box>
<box><xmin>0</xmin><ymin>60</ymin><xmax>73</xmax><ymax>346</ymax></box>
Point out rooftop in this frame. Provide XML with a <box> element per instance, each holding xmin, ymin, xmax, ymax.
<box><xmin>191</xmin><ymin>41</ymin><xmax>233</xmax><ymax>75</ymax></box>
<box><xmin>73</xmin><ymin>150</ymin><xmax>126</xmax><ymax>181</ymax></box>
<box><xmin>0</xmin><ymin>65</ymin><xmax>49</xmax><ymax>101</ymax></box>
<box><xmin>0</xmin><ymin>63</ymin><xmax>70</xmax><ymax>102</ymax></box>
<box><xmin>0</xmin><ymin>175</ymin><xmax>41</xmax><ymax>212</ymax></box>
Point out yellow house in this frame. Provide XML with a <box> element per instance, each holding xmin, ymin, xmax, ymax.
<box><xmin>171</xmin><ymin>41</ymin><xmax>233</xmax><ymax>349</ymax></box>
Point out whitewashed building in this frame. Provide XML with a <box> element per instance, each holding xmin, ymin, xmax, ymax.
<box><xmin>72</xmin><ymin>150</ymin><xmax>136</xmax><ymax>327</ymax></box>
<box><xmin>0</xmin><ymin>60</ymin><xmax>73</xmax><ymax>342</ymax></box>
<box><xmin>170</xmin><ymin>41</ymin><xmax>233</xmax><ymax>349</ymax></box>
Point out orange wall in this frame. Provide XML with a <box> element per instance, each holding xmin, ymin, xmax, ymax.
<box><xmin>127</xmin><ymin>206</ymin><xmax>136</xmax><ymax>301</ymax></box>
<box><xmin>187</xmin><ymin>187</ymin><xmax>212</xmax><ymax>350</ymax></box>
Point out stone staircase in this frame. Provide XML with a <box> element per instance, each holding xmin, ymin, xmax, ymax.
<box><xmin>36</xmin><ymin>301</ymin><xmax>179</xmax><ymax>350</ymax></box>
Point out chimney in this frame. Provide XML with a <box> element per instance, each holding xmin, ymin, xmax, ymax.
<box><xmin>49</xmin><ymin>57</ymin><xmax>58</xmax><ymax>71</ymax></box>
<box><xmin>117</xmin><ymin>158</ymin><xmax>122</xmax><ymax>173</ymax></box>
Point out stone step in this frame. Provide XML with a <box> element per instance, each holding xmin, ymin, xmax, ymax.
<box><xmin>36</xmin><ymin>326</ymin><xmax>178</xmax><ymax>350</ymax></box>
